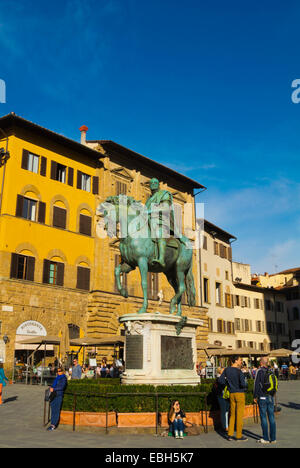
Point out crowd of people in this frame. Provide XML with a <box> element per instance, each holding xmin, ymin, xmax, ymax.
<box><xmin>197</xmin><ymin>360</ymin><xmax>300</xmax><ymax>381</ymax></box>
<box><xmin>41</xmin><ymin>354</ymin><xmax>296</xmax><ymax>441</ymax></box>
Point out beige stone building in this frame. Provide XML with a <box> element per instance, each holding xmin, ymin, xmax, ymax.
<box><xmin>254</xmin><ymin>268</ymin><xmax>300</xmax><ymax>345</ymax></box>
<box><xmin>200</xmin><ymin>220</ymin><xmax>236</xmax><ymax>349</ymax></box>
<box><xmin>199</xmin><ymin>219</ymin><xmax>289</xmax><ymax>354</ymax></box>
<box><xmin>232</xmin><ymin>263</ymin><xmax>288</xmax><ymax>351</ymax></box>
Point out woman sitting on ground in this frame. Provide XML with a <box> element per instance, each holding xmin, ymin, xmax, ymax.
<box><xmin>168</xmin><ymin>400</ymin><xmax>186</xmax><ymax>439</ymax></box>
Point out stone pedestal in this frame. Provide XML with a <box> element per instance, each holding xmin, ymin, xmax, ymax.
<box><xmin>119</xmin><ymin>313</ymin><xmax>204</xmax><ymax>386</ymax></box>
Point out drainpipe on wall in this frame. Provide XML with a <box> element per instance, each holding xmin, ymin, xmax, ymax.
<box><xmin>0</xmin><ymin>128</ymin><xmax>10</xmax><ymax>216</ymax></box>
<box><xmin>193</xmin><ymin>188</ymin><xmax>207</xmax><ymax>308</ymax></box>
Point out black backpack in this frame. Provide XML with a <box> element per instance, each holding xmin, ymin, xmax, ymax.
<box><xmin>262</xmin><ymin>369</ymin><xmax>278</xmax><ymax>396</ymax></box>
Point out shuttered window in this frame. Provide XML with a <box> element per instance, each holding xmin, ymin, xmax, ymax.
<box><xmin>203</xmin><ymin>278</ymin><xmax>209</xmax><ymax>303</ymax></box>
<box><xmin>16</xmin><ymin>195</ymin><xmax>46</xmax><ymax>224</ymax></box>
<box><xmin>43</xmin><ymin>259</ymin><xmax>64</xmax><ymax>286</ymax></box>
<box><xmin>16</xmin><ymin>195</ymin><xmax>37</xmax><ymax>221</ymax></box>
<box><xmin>53</xmin><ymin>206</ymin><xmax>67</xmax><ymax>229</ymax></box>
<box><xmin>21</xmin><ymin>149</ymin><xmax>39</xmax><ymax>173</ymax></box>
<box><xmin>40</xmin><ymin>157</ymin><xmax>47</xmax><ymax>177</ymax></box>
<box><xmin>214</xmin><ymin>242</ymin><xmax>219</xmax><ymax>255</ymax></box>
<box><xmin>38</xmin><ymin>201</ymin><xmax>46</xmax><ymax>224</ymax></box>
<box><xmin>217</xmin><ymin>319</ymin><xmax>224</xmax><ymax>333</ymax></box>
<box><xmin>225</xmin><ymin>293</ymin><xmax>232</xmax><ymax>308</ymax></box>
<box><xmin>79</xmin><ymin>214</ymin><xmax>92</xmax><ymax>236</ymax></box>
<box><xmin>10</xmin><ymin>253</ymin><xmax>35</xmax><ymax>281</ymax></box>
<box><xmin>216</xmin><ymin>282</ymin><xmax>222</xmax><ymax>305</ymax></box>
<box><xmin>77</xmin><ymin>171</ymin><xmax>91</xmax><ymax>191</ymax></box>
<box><xmin>115</xmin><ymin>181</ymin><xmax>127</xmax><ymax>195</ymax></box>
<box><xmin>92</xmin><ymin>176</ymin><xmax>99</xmax><ymax>195</ymax></box>
<box><xmin>51</xmin><ymin>161</ymin><xmax>66</xmax><ymax>183</ymax></box>
<box><xmin>76</xmin><ymin>266</ymin><xmax>91</xmax><ymax>291</ymax></box>
<box><xmin>68</xmin><ymin>167</ymin><xmax>74</xmax><ymax>186</ymax></box>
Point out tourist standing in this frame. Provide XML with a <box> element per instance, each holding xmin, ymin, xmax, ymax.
<box><xmin>215</xmin><ymin>367</ymin><xmax>230</xmax><ymax>433</ymax></box>
<box><xmin>71</xmin><ymin>358</ymin><xmax>82</xmax><ymax>380</ymax></box>
<box><xmin>254</xmin><ymin>357</ymin><xmax>277</xmax><ymax>444</ymax></box>
<box><xmin>219</xmin><ymin>355</ymin><xmax>248</xmax><ymax>442</ymax></box>
<box><xmin>0</xmin><ymin>363</ymin><xmax>9</xmax><ymax>405</ymax></box>
<box><xmin>289</xmin><ymin>363</ymin><xmax>297</xmax><ymax>380</ymax></box>
<box><xmin>47</xmin><ymin>367</ymin><xmax>68</xmax><ymax>431</ymax></box>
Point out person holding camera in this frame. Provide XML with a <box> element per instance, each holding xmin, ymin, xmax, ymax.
<box><xmin>168</xmin><ymin>400</ymin><xmax>186</xmax><ymax>439</ymax></box>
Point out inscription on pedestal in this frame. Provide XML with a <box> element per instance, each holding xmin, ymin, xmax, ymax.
<box><xmin>126</xmin><ymin>335</ymin><xmax>144</xmax><ymax>369</ymax></box>
<box><xmin>161</xmin><ymin>336</ymin><xmax>194</xmax><ymax>370</ymax></box>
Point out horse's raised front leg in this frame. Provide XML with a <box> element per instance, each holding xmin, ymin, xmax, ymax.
<box><xmin>115</xmin><ymin>262</ymin><xmax>134</xmax><ymax>298</ymax></box>
<box><xmin>137</xmin><ymin>257</ymin><xmax>148</xmax><ymax>314</ymax></box>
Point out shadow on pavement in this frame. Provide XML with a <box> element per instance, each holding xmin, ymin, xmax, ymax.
<box><xmin>3</xmin><ymin>397</ymin><xmax>18</xmax><ymax>404</ymax></box>
<box><xmin>279</xmin><ymin>402</ymin><xmax>300</xmax><ymax>410</ymax></box>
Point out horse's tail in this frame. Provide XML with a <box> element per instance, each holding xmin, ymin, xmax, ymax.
<box><xmin>185</xmin><ymin>264</ymin><xmax>196</xmax><ymax>307</ymax></box>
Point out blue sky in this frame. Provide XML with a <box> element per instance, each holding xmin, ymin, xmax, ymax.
<box><xmin>1</xmin><ymin>0</ymin><xmax>300</xmax><ymax>274</ymax></box>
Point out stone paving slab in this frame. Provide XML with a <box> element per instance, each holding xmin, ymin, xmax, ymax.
<box><xmin>0</xmin><ymin>381</ymin><xmax>299</xmax><ymax>448</ymax></box>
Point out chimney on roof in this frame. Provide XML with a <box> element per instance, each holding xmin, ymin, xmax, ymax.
<box><xmin>79</xmin><ymin>125</ymin><xmax>88</xmax><ymax>145</ymax></box>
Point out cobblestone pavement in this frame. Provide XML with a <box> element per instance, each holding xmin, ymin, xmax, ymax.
<box><xmin>0</xmin><ymin>381</ymin><xmax>299</xmax><ymax>449</ymax></box>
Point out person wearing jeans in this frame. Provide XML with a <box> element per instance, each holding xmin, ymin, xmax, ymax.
<box><xmin>168</xmin><ymin>400</ymin><xmax>186</xmax><ymax>439</ymax></box>
<box><xmin>47</xmin><ymin>367</ymin><xmax>68</xmax><ymax>431</ymax></box>
<box><xmin>0</xmin><ymin>363</ymin><xmax>9</xmax><ymax>405</ymax></box>
<box><xmin>254</xmin><ymin>357</ymin><xmax>277</xmax><ymax>444</ymax></box>
<box><xmin>215</xmin><ymin>368</ymin><xmax>230</xmax><ymax>433</ymax></box>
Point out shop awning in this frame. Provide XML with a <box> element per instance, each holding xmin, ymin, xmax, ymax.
<box><xmin>208</xmin><ymin>347</ymin><xmax>268</xmax><ymax>357</ymax></box>
<box><xmin>69</xmin><ymin>336</ymin><xmax>125</xmax><ymax>347</ymax></box>
<box><xmin>17</xmin><ymin>335</ymin><xmax>61</xmax><ymax>346</ymax></box>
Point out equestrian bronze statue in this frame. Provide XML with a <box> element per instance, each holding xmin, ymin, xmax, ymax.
<box><xmin>99</xmin><ymin>178</ymin><xmax>196</xmax><ymax>316</ymax></box>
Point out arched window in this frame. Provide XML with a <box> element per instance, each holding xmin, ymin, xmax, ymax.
<box><xmin>79</xmin><ymin>209</ymin><xmax>92</xmax><ymax>236</ymax></box>
<box><xmin>68</xmin><ymin>324</ymin><xmax>80</xmax><ymax>340</ymax></box>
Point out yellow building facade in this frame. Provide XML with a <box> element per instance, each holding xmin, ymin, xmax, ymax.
<box><xmin>0</xmin><ymin>113</ymin><xmax>208</xmax><ymax>370</ymax></box>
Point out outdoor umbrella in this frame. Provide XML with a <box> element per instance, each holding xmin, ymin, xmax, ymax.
<box><xmin>268</xmin><ymin>348</ymin><xmax>294</xmax><ymax>358</ymax></box>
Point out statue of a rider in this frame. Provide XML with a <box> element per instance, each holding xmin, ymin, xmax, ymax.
<box><xmin>145</xmin><ymin>178</ymin><xmax>182</xmax><ymax>268</ymax></box>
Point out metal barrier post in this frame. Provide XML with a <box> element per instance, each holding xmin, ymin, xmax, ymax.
<box><xmin>155</xmin><ymin>393</ymin><xmax>159</xmax><ymax>435</ymax></box>
<box><xmin>73</xmin><ymin>393</ymin><xmax>77</xmax><ymax>432</ymax></box>
<box><xmin>106</xmin><ymin>394</ymin><xmax>108</xmax><ymax>435</ymax></box>
<box><xmin>204</xmin><ymin>394</ymin><xmax>208</xmax><ymax>433</ymax></box>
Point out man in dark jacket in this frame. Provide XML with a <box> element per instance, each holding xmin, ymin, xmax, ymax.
<box><xmin>47</xmin><ymin>367</ymin><xmax>68</xmax><ymax>431</ymax></box>
<box><xmin>254</xmin><ymin>357</ymin><xmax>277</xmax><ymax>444</ymax></box>
<box><xmin>219</xmin><ymin>355</ymin><xmax>248</xmax><ymax>442</ymax></box>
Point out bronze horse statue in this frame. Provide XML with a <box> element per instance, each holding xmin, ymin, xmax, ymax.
<box><xmin>99</xmin><ymin>195</ymin><xmax>196</xmax><ymax>316</ymax></box>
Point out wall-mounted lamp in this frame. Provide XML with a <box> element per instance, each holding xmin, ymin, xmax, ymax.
<box><xmin>3</xmin><ymin>334</ymin><xmax>9</xmax><ymax>345</ymax></box>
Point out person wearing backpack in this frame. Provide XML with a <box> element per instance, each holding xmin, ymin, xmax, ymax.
<box><xmin>254</xmin><ymin>357</ymin><xmax>277</xmax><ymax>444</ymax></box>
